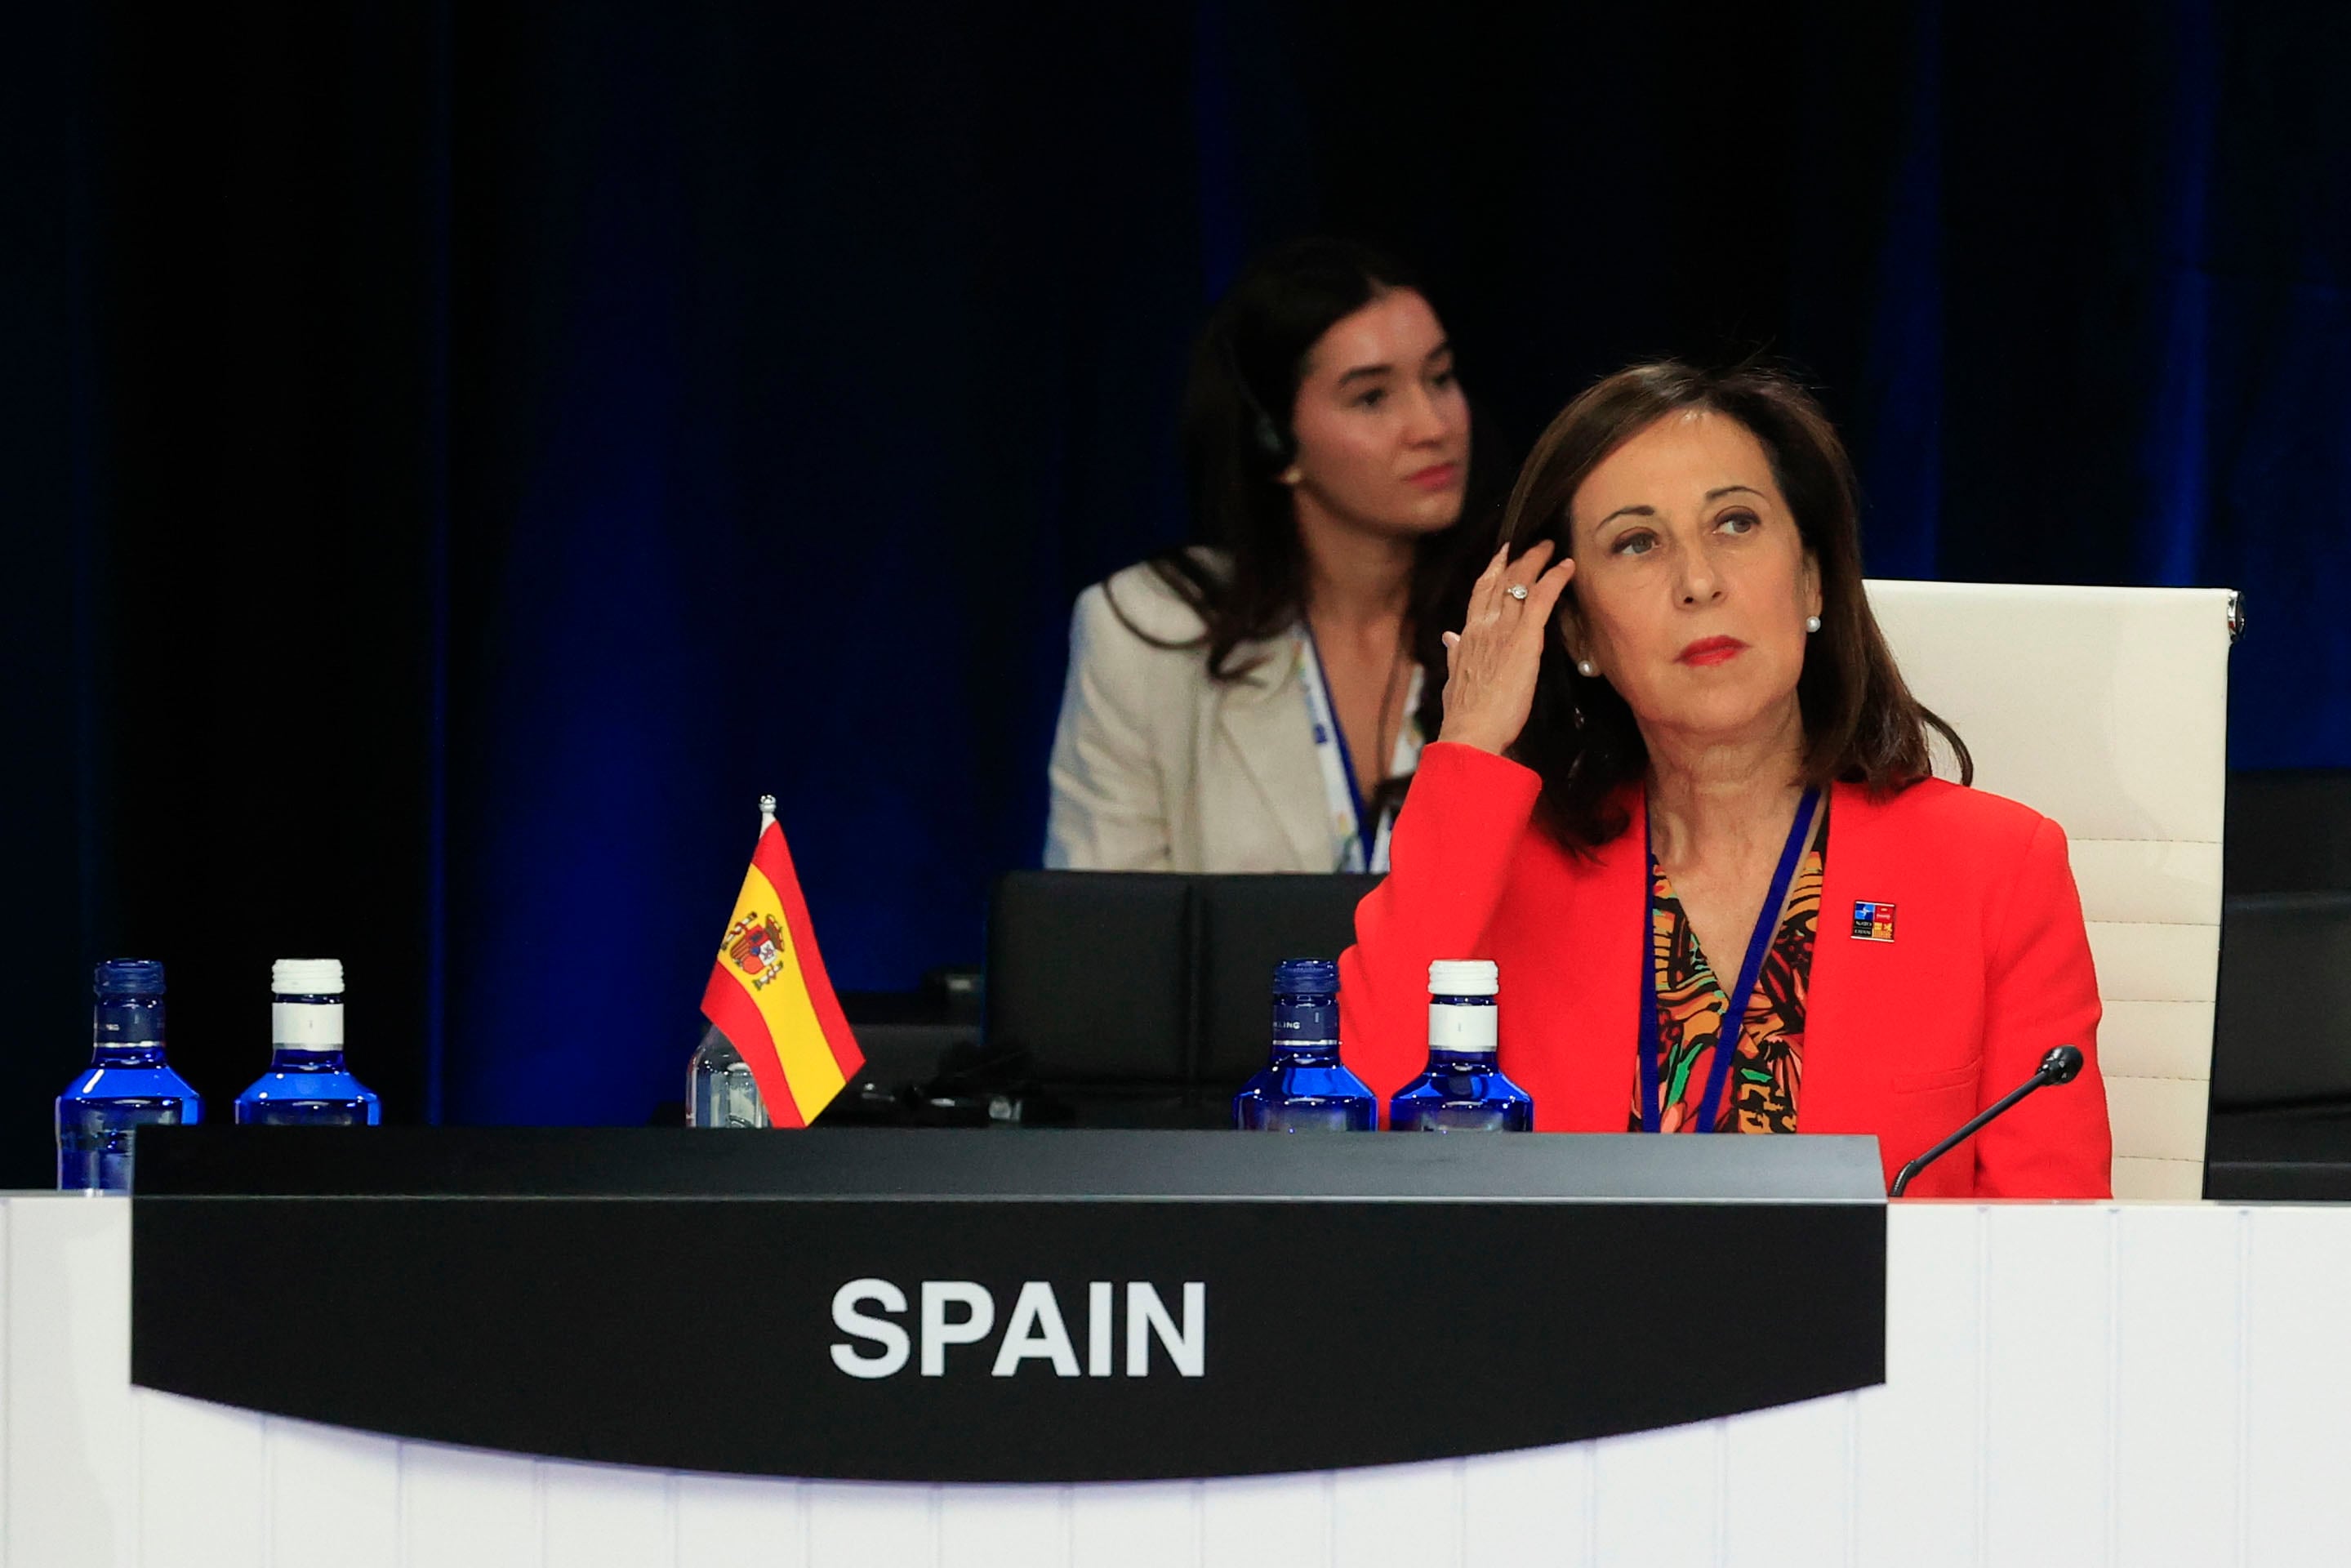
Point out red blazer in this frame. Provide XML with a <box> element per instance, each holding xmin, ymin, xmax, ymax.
<box><xmin>1338</xmin><ymin>743</ymin><xmax>2112</xmax><ymax>1198</ymax></box>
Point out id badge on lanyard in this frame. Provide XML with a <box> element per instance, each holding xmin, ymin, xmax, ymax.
<box><xmin>1636</xmin><ymin>786</ymin><xmax>1821</xmax><ymax>1134</ymax></box>
<box><xmin>1296</xmin><ymin>626</ymin><xmax>1426</xmax><ymax>874</ymax></box>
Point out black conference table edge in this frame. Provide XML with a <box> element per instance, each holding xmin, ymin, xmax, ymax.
<box><xmin>126</xmin><ymin>1128</ymin><xmax>1890</xmax><ymax>1485</ymax></box>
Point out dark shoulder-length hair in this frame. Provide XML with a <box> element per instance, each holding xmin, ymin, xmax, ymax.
<box><xmin>1503</xmin><ymin>359</ymin><xmax>1970</xmax><ymax>850</ymax></box>
<box><xmin>1106</xmin><ymin>237</ymin><xmax>1503</xmax><ymax>786</ymax></box>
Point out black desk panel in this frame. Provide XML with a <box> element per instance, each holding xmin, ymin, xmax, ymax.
<box><xmin>131</xmin><ymin>1129</ymin><xmax>1886</xmax><ymax>1483</ymax></box>
<box><xmin>2206</xmin><ymin>1106</ymin><xmax>2351</xmax><ymax>1200</ymax></box>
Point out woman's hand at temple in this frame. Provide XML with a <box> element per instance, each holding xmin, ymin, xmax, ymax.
<box><xmin>1436</xmin><ymin>541</ymin><xmax>1575</xmax><ymax>756</ymax></box>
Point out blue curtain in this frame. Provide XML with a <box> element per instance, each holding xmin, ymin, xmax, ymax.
<box><xmin>7</xmin><ymin>0</ymin><xmax>2344</xmax><ymax>1158</ymax></box>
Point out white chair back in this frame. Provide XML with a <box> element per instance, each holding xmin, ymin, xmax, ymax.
<box><xmin>1864</xmin><ymin>579</ymin><xmax>2237</xmax><ymax>1199</ymax></box>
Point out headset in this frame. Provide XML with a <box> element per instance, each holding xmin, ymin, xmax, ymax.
<box><xmin>1221</xmin><ymin>332</ymin><xmax>1293</xmax><ymax>470</ymax></box>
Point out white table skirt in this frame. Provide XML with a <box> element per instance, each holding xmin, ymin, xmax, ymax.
<box><xmin>6</xmin><ymin>1193</ymin><xmax>2344</xmax><ymax>1567</ymax></box>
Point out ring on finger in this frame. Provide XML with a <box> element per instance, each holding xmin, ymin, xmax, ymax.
<box><xmin>1505</xmin><ymin>583</ymin><xmax>1529</xmax><ymax>601</ymax></box>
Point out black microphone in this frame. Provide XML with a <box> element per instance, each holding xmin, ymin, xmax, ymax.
<box><xmin>1889</xmin><ymin>1045</ymin><xmax>2086</xmax><ymax>1197</ymax></box>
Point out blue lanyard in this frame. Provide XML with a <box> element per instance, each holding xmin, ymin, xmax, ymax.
<box><xmin>1300</xmin><ymin>621</ymin><xmax>1381</xmax><ymax>871</ymax></box>
<box><xmin>1637</xmin><ymin>787</ymin><xmax>1820</xmax><ymax>1135</ymax></box>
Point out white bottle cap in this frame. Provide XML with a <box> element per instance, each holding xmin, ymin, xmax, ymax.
<box><xmin>272</xmin><ymin>958</ymin><xmax>345</xmax><ymax>996</ymax></box>
<box><xmin>1427</xmin><ymin>960</ymin><xmax>1498</xmax><ymax>997</ymax></box>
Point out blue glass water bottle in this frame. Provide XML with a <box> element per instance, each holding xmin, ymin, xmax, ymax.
<box><xmin>234</xmin><ymin>959</ymin><xmax>382</xmax><ymax>1125</ymax></box>
<box><xmin>1232</xmin><ymin>958</ymin><xmax>1378</xmax><ymax>1131</ymax></box>
<box><xmin>1388</xmin><ymin>960</ymin><xmax>1534</xmax><ymax>1132</ymax></box>
<box><xmin>56</xmin><ymin>959</ymin><xmax>203</xmax><ymax>1191</ymax></box>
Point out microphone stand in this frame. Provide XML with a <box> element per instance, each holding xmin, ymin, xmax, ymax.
<box><xmin>1889</xmin><ymin>1045</ymin><xmax>2086</xmax><ymax>1198</ymax></box>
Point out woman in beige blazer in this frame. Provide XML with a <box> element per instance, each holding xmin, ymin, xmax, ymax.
<box><xmin>1044</xmin><ymin>239</ymin><xmax>1499</xmax><ymax>871</ymax></box>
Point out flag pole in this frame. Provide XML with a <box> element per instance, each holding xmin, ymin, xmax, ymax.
<box><xmin>758</xmin><ymin>794</ymin><xmax>777</xmax><ymax>834</ymax></box>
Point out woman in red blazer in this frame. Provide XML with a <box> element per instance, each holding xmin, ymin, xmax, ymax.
<box><xmin>1338</xmin><ymin>363</ymin><xmax>2110</xmax><ymax>1198</ymax></box>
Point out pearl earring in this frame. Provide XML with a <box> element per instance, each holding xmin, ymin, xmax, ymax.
<box><xmin>1576</xmin><ymin>659</ymin><xmax>1596</xmax><ymax>678</ymax></box>
<box><xmin>1805</xmin><ymin>615</ymin><xmax>1822</xmax><ymax>634</ymax></box>
<box><xmin>1278</xmin><ymin>465</ymin><xmax>1303</xmax><ymax>486</ymax></box>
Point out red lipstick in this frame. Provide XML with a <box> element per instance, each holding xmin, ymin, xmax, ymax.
<box><xmin>1677</xmin><ymin>635</ymin><xmax>1747</xmax><ymax>666</ymax></box>
<box><xmin>1404</xmin><ymin>462</ymin><xmax>1459</xmax><ymax>492</ymax></box>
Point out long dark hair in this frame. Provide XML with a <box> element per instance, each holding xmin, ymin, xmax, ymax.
<box><xmin>1106</xmin><ymin>237</ymin><xmax>1502</xmax><ymax>808</ymax></box>
<box><xmin>1503</xmin><ymin>359</ymin><xmax>1970</xmax><ymax>849</ymax></box>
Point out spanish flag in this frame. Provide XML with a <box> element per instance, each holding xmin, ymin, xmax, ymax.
<box><xmin>699</xmin><ymin>795</ymin><xmax>864</xmax><ymax>1126</ymax></box>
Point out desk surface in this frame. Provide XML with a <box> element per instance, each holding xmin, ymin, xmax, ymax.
<box><xmin>130</xmin><ymin>1125</ymin><xmax>1889</xmax><ymax>1200</ymax></box>
<box><xmin>16</xmin><ymin>1196</ymin><xmax>2349</xmax><ymax>1567</ymax></box>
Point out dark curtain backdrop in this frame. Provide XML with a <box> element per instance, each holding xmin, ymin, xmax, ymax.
<box><xmin>5</xmin><ymin>2</ymin><xmax>2345</xmax><ymax>1178</ymax></box>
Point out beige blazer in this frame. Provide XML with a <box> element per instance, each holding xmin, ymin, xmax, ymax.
<box><xmin>1044</xmin><ymin>559</ymin><xmax>1339</xmax><ymax>872</ymax></box>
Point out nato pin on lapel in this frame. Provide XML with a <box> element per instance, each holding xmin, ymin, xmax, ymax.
<box><xmin>1851</xmin><ymin>901</ymin><xmax>1897</xmax><ymax>942</ymax></box>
